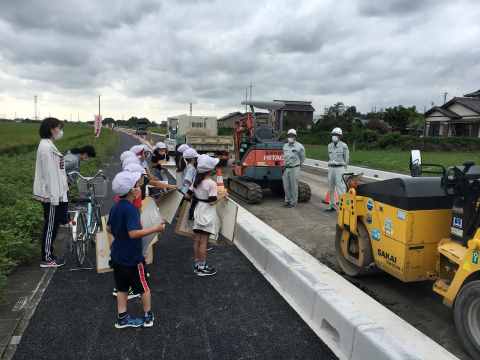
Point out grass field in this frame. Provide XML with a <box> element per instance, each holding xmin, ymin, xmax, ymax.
<box><xmin>0</xmin><ymin>122</ymin><xmax>119</xmax><ymax>291</ymax></box>
<box><xmin>306</xmin><ymin>144</ymin><xmax>480</xmax><ymax>173</ymax></box>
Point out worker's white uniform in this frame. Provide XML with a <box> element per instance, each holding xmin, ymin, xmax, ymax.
<box><xmin>327</xmin><ymin>141</ymin><xmax>349</xmax><ymax>209</ymax></box>
<box><xmin>282</xmin><ymin>141</ymin><xmax>305</xmax><ymax>206</ymax></box>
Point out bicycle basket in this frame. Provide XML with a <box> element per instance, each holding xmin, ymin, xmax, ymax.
<box><xmin>77</xmin><ymin>177</ymin><xmax>109</xmax><ymax>199</ymax></box>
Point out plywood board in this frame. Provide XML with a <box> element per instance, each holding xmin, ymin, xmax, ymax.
<box><xmin>217</xmin><ymin>198</ymin><xmax>239</xmax><ymax>242</ymax></box>
<box><xmin>156</xmin><ymin>190</ymin><xmax>183</xmax><ymax>224</ymax></box>
<box><xmin>96</xmin><ymin>216</ymin><xmax>112</xmax><ymax>273</ymax></box>
<box><xmin>175</xmin><ymin>201</ymin><xmax>195</xmax><ymax>238</ymax></box>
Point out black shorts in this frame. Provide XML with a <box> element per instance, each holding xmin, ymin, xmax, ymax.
<box><xmin>112</xmin><ymin>262</ymin><xmax>150</xmax><ymax>294</ymax></box>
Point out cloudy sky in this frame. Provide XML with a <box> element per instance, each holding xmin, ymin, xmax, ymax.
<box><xmin>0</xmin><ymin>0</ymin><xmax>479</xmax><ymax>122</ymax></box>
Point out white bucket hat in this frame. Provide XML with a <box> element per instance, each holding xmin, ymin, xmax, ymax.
<box><xmin>122</xmin><ymin>156</ymin><xmax>141</xmax><ymax>168</ymax></box>
<box><xmin>154</xmin><ymin>142</ymin><xmax>167</xmax><ymax>150</ymax></box>
<box><xmin>112</xmin><ymin>171</ymin><xmax>142</xmax><ymax>196</ymax></box>
<box><xmin>177</xmin><ymin>144</ymin><xmax>190</xmax><ymax>153</ymax></box>
<box><xmin>120</xmin><ymin>150</ymin><xmax>136</xmax><ymax>162</ymax></box>
<box><xmin>196</xmin><ymin>154</ymin><xmax>219</xmax><ymax>174</ymax></box>
<box><xmin>124</xmin><ymin>163</ymin><xmax>147</xmax><ymax>175</ymax></box>
<box><xmin>183</xmin><ymin>148</ymin><xmax>199</xmax><ymax>159</ymax></box>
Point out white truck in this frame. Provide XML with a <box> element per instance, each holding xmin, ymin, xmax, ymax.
<box><xmin>166</xmin><ymin>115</ymin><xmax>234</xmax><ymax>161</ymax></box>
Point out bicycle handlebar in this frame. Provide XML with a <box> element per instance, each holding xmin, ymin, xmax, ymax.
<box><xmin>68</xmin><ymin>170</ymin><xmax>106</xmax><ymax>183</ymax></box>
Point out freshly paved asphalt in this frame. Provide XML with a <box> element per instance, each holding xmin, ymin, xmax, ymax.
<box><xmin>12</xmin><ymin>132</ymin><xmax>336</xmax><ymax>360</ymax></box>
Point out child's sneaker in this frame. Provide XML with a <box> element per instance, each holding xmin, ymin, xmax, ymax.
<box><xmin>143</xmin><ymin>311</ymin><xmax>154</xmax><ymax>328</ymax></box>
<box><xmin>40</xmin><ymin>260</ymin><xmax>64</xmax><ymax>268</ymax></box>
<box><xmin>115</xmin><ymin>314</ymin><xmax>144</xmax><ymax>329</ymax></box>
<box><xmin>196</xmin><ymin>264</ymin><xmax>217</xmax><ymax>277</ymax></box>
<box><xmin>112</xmin><ymin>288</ymin><xmax>141</xmax><ymax>300</ymax></box>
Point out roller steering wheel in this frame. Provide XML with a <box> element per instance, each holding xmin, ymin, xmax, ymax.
<box><xmin>441</xmin><ymin>166</ymin><xmax>465</xmax><ymax>196</ymax></box>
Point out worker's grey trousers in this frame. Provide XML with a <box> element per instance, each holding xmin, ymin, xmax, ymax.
<box><xmin>283</xmin><ymin>166</ymin><xmax>300</xmax><ymax>206</ymax></box>
<box><xmin>328</xmin><ymin>166</ymin><xmax>346</xmax><ymax>209</ymax></box>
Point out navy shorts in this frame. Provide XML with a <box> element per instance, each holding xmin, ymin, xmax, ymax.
<box><xmin>112</xmin><ymin>262</ymin><xmax>150</xmax><ymax>294</ymax></box>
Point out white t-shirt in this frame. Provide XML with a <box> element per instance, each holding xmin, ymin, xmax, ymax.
<box><xmin>192</xmin><ymin>178</ymin><xmax>217</xmax><ymax>200</ymax></box>
<box><xmin>181</xmin><ymin>164</ymin><xmax>196</xmax><ymax>194</ymax></box>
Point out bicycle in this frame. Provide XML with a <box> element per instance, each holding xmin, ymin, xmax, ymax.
<box><xmin>67</xmin><ymin>170</ymin><xmax>108</xmax><ymax>266</ymax></box>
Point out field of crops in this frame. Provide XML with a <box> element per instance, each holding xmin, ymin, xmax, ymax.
<box><xmin>0</xmin><ymin>122</ymin><xmax>119</xmax><ymax>290</ymax></box>
<box><xmin>306</xmin><ymin>145</ymin><xmax>480</xmax><ymax>173</ymax></box>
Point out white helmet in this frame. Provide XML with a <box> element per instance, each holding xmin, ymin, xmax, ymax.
<box><xmin>154</xmin><ymin>142</ymin><xmax>167</xmax><ymax>150</ymax></box>
<box><xmin>287</xmin><ymin>129</ymin><xmax>297</xmax><ymax>136</ymax></box>
<box><xmin>331</xmin><ymin>127</ymin><xmax>343</xmax><ymax>136</ymax></box>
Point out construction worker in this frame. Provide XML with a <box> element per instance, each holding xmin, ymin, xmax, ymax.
<box><xmin>325</xmin><ymin>127</ymin><xmax>349</xmax><ymax>212</ymax></box>
<box><xmin>282</xmin><ymin>129</ymin><xmax>305</xmax><ymax>208</ymax></box>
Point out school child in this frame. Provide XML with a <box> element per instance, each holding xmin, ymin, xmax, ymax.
<box><xmin>108</xmin><ymin>170</ymin><xmax>165</xmax><ymax>328</ymax></box>
<box><xmin>175</xmin><ymin>144</ymin><xmax>190</xmax><ymax>187</ymax></box>
<box><xmin>187</xmin><ymin>154</ymin><xmax>225</xmax><ymax>276</ymax></box>
<box><xmin>180</xmin><ymin>148</ymin><xmax>199</xmax><ymax>194</ymax></box>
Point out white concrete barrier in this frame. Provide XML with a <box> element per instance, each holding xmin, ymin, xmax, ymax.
<box><xmin>234</xmin><ymin>206</ymin><xmax>458</xmax><ymax>360</ymax></box>
<box><xmin>302</xmin><ymin>158</ymin><xmax>410</xmax><ymax>182</ymax></box>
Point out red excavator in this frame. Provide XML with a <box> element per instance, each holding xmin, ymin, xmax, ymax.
<box><xmin>226</xmin><ymin>101</ymin><xmax>311</xmax><ymax>204</ymax></box>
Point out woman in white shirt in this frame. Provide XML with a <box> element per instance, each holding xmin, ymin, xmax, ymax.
<box><xmin>33</xmin><ymin>118</ymin><xmax>69</xmax><ymax>268</ymax></box>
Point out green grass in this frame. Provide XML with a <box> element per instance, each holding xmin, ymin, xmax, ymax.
<box><xmin>0</xmin><ymin>122</ymin><xmax>119</xmax><ymax>290</ymax></box>
<box><xmin>306</xmin><ymin>145</ymin><xmax>480</xmax><ymax>173</ymax></box>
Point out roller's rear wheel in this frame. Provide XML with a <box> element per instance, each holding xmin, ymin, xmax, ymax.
<box><xmin>335</xmin><ymin>222</ymin><xmax>373</xmax><ymax>277</ymax></box>
<box><xmin>454</xmin><ymin>280</ymin><xmax>480</xmax><ymax>358</ymax></box>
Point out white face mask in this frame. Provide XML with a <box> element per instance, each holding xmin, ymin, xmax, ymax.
<box><xmin>332</xmin><ymin>135</ymin><xmax>339</xmax><ymax>143</ymax></box>
<box><xmin>53</xmin><ymin>129</ymin><xmax>64</xmax><ymax>140</ymax></box>
<box><xmin>287</xmin><ymin>137</ymin><xmax>295</xmax><ymax>143</ymax></box>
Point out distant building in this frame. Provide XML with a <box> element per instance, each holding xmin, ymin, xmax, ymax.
<box><xmin>273</xmin><ymin>100</ymin><xmax>315</xmax><ymax>131</ymax></box>
<box><xmin>424</xmin><ymin>90</ymin><xmax>480</xmax><ymax>137</ymax></box>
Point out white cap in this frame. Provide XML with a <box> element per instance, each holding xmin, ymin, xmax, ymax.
<box><xmin>120</xmin><ymin>151</ymin><xmax>136</xmax><ymax>162</ymax></box>
<box><xmin>130</xmin><ymin>144</ymin><xmax>151</xmax><ymax>155</ymax></box>
<box><xmin>122</xmin><ymin>156</ymin><xmax>141</xmax><ymax>168</ymax></box>
<box><xmin>183</xmin><ymin>148</ymin><xmax>199</xmax><ymax>159</ymax></box>
<box><xmin>124</xmin><ymin>163</ymin><xmax>147</xmax><ymax>175</ymax></box>
<box><xmin>177</xmin><ymin>144</ymin><xmax>190</xmax><ymax>153</ymax></box>
<box><xmin>154</xmin><ymin>142</ymin><xmax>167</xmax><ymax>150</ymax></box>
<box><xmin>112</xmin><ymin>171</ymin><xmax>142</xmax><ymax>196</ymax></box>
<box><xmin>197</xmin><ymin>154</ymin><xmax>219</xmax><ymax>173</ymax></box>
<box><xmin>331</xmin><ymin>127</ymin><xmax>343</xmax><ymax>136</ymax></box>
<box><xmin>287</xmin><ymin>129</ymin><xmax>297</xmax><ymax>136</ymax></box>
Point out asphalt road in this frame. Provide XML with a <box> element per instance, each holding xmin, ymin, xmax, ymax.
<box><xmin>234</xmin><ymin>170</ymin><xmax>471</xmax><ymax>360</ymax></box>
<box><xmin>12</xmin><ymin>132</ymin><xmax>336</xmax><ymax>360</ymax></box>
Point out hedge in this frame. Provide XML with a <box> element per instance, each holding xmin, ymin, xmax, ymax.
<box><xmin>297</xmin><ymin>130</ymin><xmax>480</xmax><ymax>151</ymax></box>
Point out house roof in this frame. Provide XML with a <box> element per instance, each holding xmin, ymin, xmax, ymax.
<box><xmin>464</xmin><ymin>89</ymin><xmax>480</xmax><ymax>98</ymax></box>
<box><xmin>273</xmin><ymin>100</ymin><xmax>315</xmax><ymax>112</ymax></box>
<box><xmin>424</xmin><ymin>106</ymin><xmax>461</xmax><ymax>119</ymax></box>
<box><xmin>425</xmin><ymin>96</ymin><xmax>480</xmax><ymax>120</ymax></box>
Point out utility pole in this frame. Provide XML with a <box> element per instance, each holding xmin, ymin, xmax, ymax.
<box><xmin>34</xmin><ymin>95</ymin><xmax>38</xmax><ymax>121</ymax></box>
<box><xmin>98</xmin><ymin>95</ymin><xmax>101</xmax><ymax>118</ymax></box>
<box><xmin>189</xmin><ymin>102</ymin><xmax>192</xmax><ymax>116</ymax></box>
<box><xmin>249</xmin><ymin>82</ymin><xmax>253</xmax><ymax>102</ymax></box>
<box><xmin>443</xmin><ymin>92</ymin><xmax>448</xmax><ymax>104</ymax></box>
<box><xmin>78</xmin><ymin>112</ymin><xmax>80</xmax><ymax>122</ymax></box>
<box><xmin>245</xmin><ymin>87</ymin><xmax>248</xmax><ymax>112</ymax></box>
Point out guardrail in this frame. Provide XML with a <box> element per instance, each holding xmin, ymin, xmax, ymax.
<box><xmin>128</xmin><ymin>132</ymin><xmax>458</xmax><ymax>360</ymax></box>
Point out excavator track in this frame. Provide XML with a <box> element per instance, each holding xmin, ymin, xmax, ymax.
<box><xmin>226</xmin><ymin>177</ymin><xmax>263</xmax><ymax>204</ymax></box>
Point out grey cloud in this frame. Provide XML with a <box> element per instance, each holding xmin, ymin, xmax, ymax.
<box><xmin>0</xmin><ymin>0</ymin><xmax>480</xmax><ymax>120</ymax></box>
<box><xmin>357</xmin><ymin>0</ymin><xmax>440</xmax><ymax>17</ymax></box>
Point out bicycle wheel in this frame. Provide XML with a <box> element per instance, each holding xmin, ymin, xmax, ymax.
<box><xmin>75</xmin><ymin>212</ymin><xmax>88</xmax><ymax>266</ymax></box>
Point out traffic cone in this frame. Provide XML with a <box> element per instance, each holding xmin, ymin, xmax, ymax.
<box><xmin>323</xmin><ymin>190</ymin><xmax>339</xmax><ymax>206</ymax></box>
<box><xmin>216</xmin><ymin>167</ymin><xmax>227</xmax><ymax>195</ymax></box>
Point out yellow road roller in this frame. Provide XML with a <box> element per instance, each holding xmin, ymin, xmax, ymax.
<box><xmin>336</xmin><ymin>162</ymin><xmax>480</xmax><ymax>357</ymax></box>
